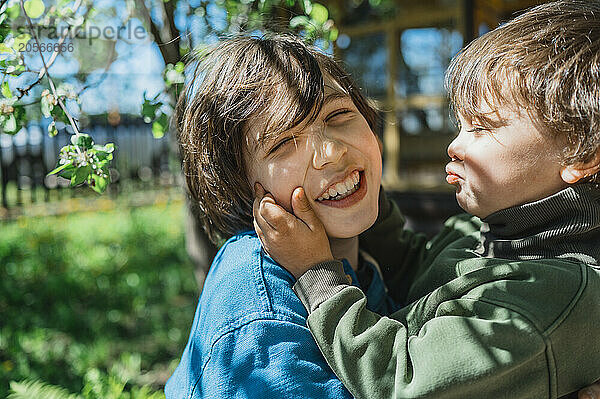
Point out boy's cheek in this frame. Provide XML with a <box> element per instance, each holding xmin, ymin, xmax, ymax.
<box><xmin>258</xmin><ymin>169</ymin><xmax>304</xmax><ymax>213</ymax></box>
<box><xmin>259</xmin><ymin>182</ymin><xmax>294</xmax><ymax>213</ymax></box>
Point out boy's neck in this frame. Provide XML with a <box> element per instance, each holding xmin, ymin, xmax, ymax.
<box><xmin>329</xmin><ymin>236</ymin><xmax>359</xmax><ymax>271</ymax></box>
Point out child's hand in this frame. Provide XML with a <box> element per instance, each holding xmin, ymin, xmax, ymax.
<box><xmin>253</xmin><ymin>183</ymin><xmax>334</xmax><ymax>279</ymax></box>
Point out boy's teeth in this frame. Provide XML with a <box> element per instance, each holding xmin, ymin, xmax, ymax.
<box><xmin>317</xmin><ymin>171</ymin><xmax>361</xmax><ymax>201</ymax></box>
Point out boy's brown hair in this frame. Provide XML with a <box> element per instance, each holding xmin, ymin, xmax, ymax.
<box><xmin>176</xmin><ymin>34</ymin><xmax>378</xmax><ymax>243</ymax></box>
<box><xmin>446</xmin><ymin>0</ymin><xmax>600</xmax><ymax>183</ymax></box>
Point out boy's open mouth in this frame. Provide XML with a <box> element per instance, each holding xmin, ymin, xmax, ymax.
<box><xmin>315</xmin><ymin>170</ymin><xmax>367</xmax><ymax>208</ymax></box>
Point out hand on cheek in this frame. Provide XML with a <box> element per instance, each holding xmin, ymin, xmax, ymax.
<box><xmin>252</xmin><ymin>183</ymin><xmax>333</xmax><ymax>279</ymax></box>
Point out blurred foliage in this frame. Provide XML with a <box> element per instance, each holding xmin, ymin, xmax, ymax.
<box><xmin>0</xmin><ymin>0</ymin><xmax>340</xmax><ymax>193</ymax></box>
<box><xmin>0</xmin><ymin>201</ymin><xmax>198</xmax><ymax>398</ymax></box>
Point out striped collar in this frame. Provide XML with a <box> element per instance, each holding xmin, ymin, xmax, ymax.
<box><xmin>475</xmin><ymin>184</ymin><xmax>600</xmax><ymax>265</ymax></box>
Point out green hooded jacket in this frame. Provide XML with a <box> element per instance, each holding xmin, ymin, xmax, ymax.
<box><xmin>294</xmin><ymin>185</ymin><xmax>600</xmax><ymax>399</ymax></box>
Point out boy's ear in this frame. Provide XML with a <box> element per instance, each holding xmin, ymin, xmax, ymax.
<box><xmin>560</xmin><ymin>149</ymin><xmax>600</xmax><ymax>184</ymax></box>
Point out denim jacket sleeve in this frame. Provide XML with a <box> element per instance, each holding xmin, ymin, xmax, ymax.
<box><xmin>192</xmin><ymin>318</ymin><xmax>354</xmax><ymax>399</ymax></box>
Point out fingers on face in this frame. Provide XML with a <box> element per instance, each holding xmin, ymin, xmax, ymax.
<box><xmin>261</xmin><ymin>197</ymin><xmax>293</xmax><ymax>232</ymax></box>
<box><xmin>253</xmin><ymin>218</ymin><xmax>274</xmax><ymax>258</ymax></box>
<box><xmin>291</xmin><ymin>187</ymin><xmax>313</xmax><ymax>215</ymax></box>
<box><xmin>292</xmin><ymin>187</ymin><xmax>305</xmax><ymax>206</ymax></box>
<box><xmin>253</xmin><ymin>193</ymin><xmax>293</xmax><ymax>234</ymax></box>
<box><xmin>253</xmin><ymin>217</ymin><xmax>264</xmax><ymax>242</ymax></box>
<box><xmin>292</xmin><ymin>186</ymin><xmax>321</xmax><ymax>230</ymax></box>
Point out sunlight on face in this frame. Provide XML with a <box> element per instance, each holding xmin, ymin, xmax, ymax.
<box><xmin>244</xmin><ymin>77</ymin><xmax>382</xmax><ymax>238</ymax></box>
<box><xmin>446</xmin><ymin>102</ymin><xmax>568</xmax><ymax>218</ymax></box>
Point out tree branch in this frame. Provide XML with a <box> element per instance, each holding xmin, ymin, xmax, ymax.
<box><xmin>134</xmin><ymin>0</ymin><xmax>170</xmax><ymax>62</ymax></box>
<box><xmin>161</xmin><ymin>0</ymin><xmax>181</xmax><ymax>64</ymax></box>
<box><xmin>16</xmin><ymin>0</ymin><xmax>87</xmax><ymax>100</ymax></box>
<box><xmin>20</xmin><ymin>0</ymin><xmax>80</xmax><ymax>136</ymax></box>
<box><xmin>133</xmin><ymin>0</ymin><xmax>182</xmax><ymax>66</ymax></box>
<box><xmin>40</xmin><ymin>0</ymin><xmax>87</xmax><ymax>78</ymax></box>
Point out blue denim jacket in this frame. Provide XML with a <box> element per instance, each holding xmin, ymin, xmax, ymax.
<box><xmin>165</xmin><ymin>232</ymin><xmax>395</xmax><ymax>399</ymax></box>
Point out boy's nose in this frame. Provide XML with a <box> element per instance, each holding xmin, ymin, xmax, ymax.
<box><xmin>312</xmin><ymin>138</ymin><xmax>347</xmax><ymax>169</ymax></box>
<box><xmin>447</xmin><ymin>130</ymin><xmax>465</xmax><ymax>160</ymax></box>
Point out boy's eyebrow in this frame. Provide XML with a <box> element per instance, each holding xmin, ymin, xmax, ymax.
<box><xmin>322</xmin><ymin>91</ymin><xmax>350</xmax><ymax>107</ymax></box>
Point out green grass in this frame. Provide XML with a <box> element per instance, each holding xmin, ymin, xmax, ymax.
<box><xmin>0</xmin><ymin>201</ymin><xmax>198</xmax><ymax>398</ymax></box>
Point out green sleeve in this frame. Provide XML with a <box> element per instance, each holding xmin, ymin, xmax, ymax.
<box><xmin>358</xmin><ymin>199</ymin><xmax>428</xmax><ymax>304</ymax></box>
<box><xmin>306</xmin><ymin>285</ymin><xmax>550</xmax><ymax>399</ymax></box>
<box><xmin>359</xmin><ymin>198</ymin><xmax>480</xmax><ymax>305</ymax></box>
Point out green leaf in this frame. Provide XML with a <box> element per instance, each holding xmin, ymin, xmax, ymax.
<box><xmin>71</xmin><ymin>164</ymin><xmax>92</xmax><ymax>186</ymax></box>
<box><xmin>8</xmin><ymin>379</ymin><xmax>80</xmax><ymax>399</ymax></box>
<box><xmin>71</xmin><ymin>134</ymin><xmax>94</xmax><ymax>149</ymax></box>
<box><xmin>48</xmin><ymin>121</ymin><xmax>58</xmax><ymax>137</ymax></box>
<box><xmin>152</xmin><ymin>113</ymin><xmax>169</xmax><ymax>138</ymax></box>
<box><xmin>60</xmin><ymin>169</ymin><xmax>74</xmax><ymax>179</ymax></box>
<box><xmin>2</xmin><ymin>113</ymin><xmax>17</xmax><ymax>133</ymax></box>
<box><xmin>141</xmin><ymin>95</ymin><xmax>161</xmax><ymax>121</ymax></box>
<box><xmin>47</xmin><ymin>161</ymin><xmax>73</xmax><ymax>176</ymax></box>
<box><xmin>309</xmin><ymin>3</ymin><xmax>328</xmax><ymax>25</ymax></box>
<box><xmin>290</xmin><ymin>15</ymin><xmax>311</xmax><ymax>29</ymax></box>
<box><xmin>11</xmin><ymin>34</ymin><xmax>31</xmax><ymax>52</ymax></box>
<box><xmin>7</xmin><ymin>4</ymin><xmax>21</xmax><ymax>20</ymax></box>
<box><xmin>94</xmin><ymin>152</ymin><xmax>110</xmax><ymax>162</ymax></box>
<box><xmin>90</xmin><ymin>174</ymin><xmax>109</xmax><ymax>194</ymax></box>
<box><xmin>11</xmin><ymin>103</ymin><xmax>25</xmax><ymax>131</ymax></box>
<box><xmin>329</xmin><ymin>27</ymin><xmax>339</xmax><ymax>42</ymax></box>
<box><xmin>24</xmin><ymin>0</ymin><xmax>46</xmax><ymax>19</ymax></box>
<box><xmin>50</xmin><ymin>105</ymin><xmax>69</xmax><ymax>123</ymax></box>
<box><xmin>300</xmin><ymin>0</ymin><xmax>313</xmax><ymax>14</ymax></box>
<box><xmin>41</xmin><ymin>96</ymin><xmax>53</xmax><ymax>117</ymax></box>
<box><xmin>1</xmin><ymin>81</ymin><xmax>12</xmax><ymax>98</ymax></box>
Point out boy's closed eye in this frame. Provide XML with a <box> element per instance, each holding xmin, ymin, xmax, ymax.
<box><xmin>466</xmin><ymin>126</ymin><xmax>489</xmax><ymax>135</ymax></box>
<box><xmin>266</xmin><ymin>108</ymin><xmax>355</xmax><ymax>155</ymax></box>
<box><xmin>325</xmin><ymin>109</ymin><xmax>354</xmax><ymax>124</ymax></box>
<box><xmin>268</xmin><ymin>136</ymin><xmax>297</xmax><ymax>155</ymax></box>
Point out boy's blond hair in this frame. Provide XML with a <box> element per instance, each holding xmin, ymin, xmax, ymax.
<box><xmin>446</xmin><ymin>0</ymin><xmax>600</xmax><ymax>183</ymax></box>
